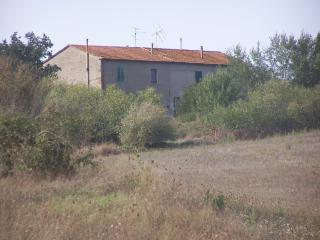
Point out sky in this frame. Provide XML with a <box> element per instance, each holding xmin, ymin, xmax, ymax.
<box><xmin>1</xmin><ymin>0</ymin><xmax>320</xmax><ymax>54</ymax></box>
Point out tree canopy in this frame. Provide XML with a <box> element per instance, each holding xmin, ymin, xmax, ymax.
<box><xmin>0</xmin><ymin>32</ymin><xmax>59</xmax><ymax>78</ymax></box>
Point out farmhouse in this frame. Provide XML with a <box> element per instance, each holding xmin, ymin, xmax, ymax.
<box><xmin>46</xmin><ymin>44</ymin><xmax>228</xmax><ymax>113</ymax></box>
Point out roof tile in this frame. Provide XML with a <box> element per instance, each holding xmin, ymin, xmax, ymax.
<box><xmin>70</xmin><ymin>45</ymin><xmax>228</xmax><ymax>65</ymax></box>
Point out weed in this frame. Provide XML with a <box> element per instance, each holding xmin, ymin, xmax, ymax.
<box><xmin>274</xmin><ymin>207</ymin><xmax>284</xmax><ymax>218</ymax></box>
<box><xmin>204</xmin><ymin>190</ymin><xmax>226</xmax><ymax>212</ymax></box>
<box><xmin>245</xmin><ymin>207</ymin><xmax>256</xmax><ymax>225</ymax></box>
<box><xmin>49</xmin><ymin>191</ymin><xmax>128</xmax><ymax>215</ymax></box>
<box><xmin>122</xmin><ymin>173</ymin><xmax>141</xmax><ymax>192</ymax></box>
<box><xmin>218</xmin><ymin>134</ymin><xmax>236</xmax><ymax>144</ymax></box>
<box><xmin>286</xmin><ymin>144</ymin><xmax>292</xmax><ymax>150</ymax></box>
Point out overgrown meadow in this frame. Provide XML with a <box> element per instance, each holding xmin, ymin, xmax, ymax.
<box><xmin>1</xmin><ymin>32</ymin><xmax>320</xmax><ymax>239</ymax></box>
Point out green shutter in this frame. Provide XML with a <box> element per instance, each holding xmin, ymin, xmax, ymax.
<box><xmin>195</xmin><ymin>71</ymin><xmax>203</xmax><ymax>83</ymax></box>
<box><xmin>117</xmin><ymin>66</ymin><xmax>124</xmax><ymax>82</ymax></box>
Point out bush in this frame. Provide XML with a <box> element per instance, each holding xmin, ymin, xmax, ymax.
<box><xmin>0</xmin><ymin>114</ymin><xmax>37</xmax><ymax>176</ymax></box>
<box><xmin>0</xmin><ymin>55</ymin><xmax>52</xmax><ymax>116</ymax></box>
<box><xmin>0</xmin><ymin>113</ymin><xmax>79</xmax><ymax>177</ymax></box>
<box><xmin>93</xmin><ymin>85</ymin><xmax>133</xmax><ymax>142</ymax></box>
<box><xmin>135</xmin><ymin>87</ymin><xmax>162</xmax><ymax>105</ymax></box>
<box><xmin>41</xmin><ymin>84</ymin><xmax>132</xmax><ymax>145</ymax></box>
<box><xmin>176</xmin><ymin>64</ymin><xmax>251</xmax><ymax>120</ymax></box>
<box><xmin>287</xmin><ymin>88</ymin><xmax>320</xmax><ymax>129</ymax></box>
<box><xmin>27</xmin><ymin>131</ymin><xmax>73</xmax><ymax>176</ymax></box>
<box><xmin>205</xmin><ymin>80</ymin><xmax>320</xmax><ymax>137</ymax></box>
<box><xmin>120</xmin><ymin>102</ymin><xmax>176</xmax><ymax>151</ymax></box>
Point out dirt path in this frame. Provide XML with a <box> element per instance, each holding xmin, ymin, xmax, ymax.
<box><xmin>140</xmin><ymin>131</ymin><xmax>320</xmax><ymax>215</ymax></box>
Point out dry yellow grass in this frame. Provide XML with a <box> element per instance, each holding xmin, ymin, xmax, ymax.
<box><xmin>1</xmin><ymin>130</ymin><xmax>320</xmax><ymax>239</ymax></box>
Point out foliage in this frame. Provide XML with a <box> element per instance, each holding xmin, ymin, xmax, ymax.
<box><xmin>0</xmin><ymin>113</ymin><xmax>37</xmax><ymax>176</ymax></box>
<box><xmin>176</xmin><ymin>64</ymin><xmax>251</xmax><ymax>119</ymax></box>
<box><xmin>204</xmin><ymin>191</ymin><xmax>226</xmax><ymax>212</ymax></box>
<box><xmin>205</xmin><ymin>80</ymin><xmax>320</xmax><ymax>137</ymax></box>
<box><xmin>287</xmin><ymin>87</ymin><xmax>320</xmax><ymax>129</ymax></box>
<box><xmin>228</xmin><ymin>44</ymin><xmax>271</xmax><ymax>87</ymax></box>
<box><xmin>176</xmin><ymin>43</ymin><xmax>275</xmax><ymax>120</ymax></box>
<box><xmin>0</xmin><ymin>113</ymin><xmax>91</xmax><ymax>177</ymax></box>
<box><xmin>27</xmin><ymin>131</ymin><xmax>73</xmax><ymax>176</ymax></box>
<box><xmin>136</xmin><ymin>87</ymin><xmax>162</xmax><ymax>105</ymax></box>
<box><xmin>120</xmin><ymin>102</ymin><xmax>176</xmax><ymax>151</ymax></box>
<box><xmin>265</xmin><ymin>32</ymin><xmax>320</xmax><ymax>87</ymax></box>
<box><xmin>41</xmin><ymin>84</ymin><xmax>132</xmax><ymax>145</ymax></box>
<box><xmin>0</xmin><ymin>55</ymin><xmax>53</xmax><ymax>116</ymax></box>
<box><xmin>228</xmin><ymin>32</ymin><xmax>320</xmax><ymax>87</ymax></box>
<box><xmin>0</xmin><ymin>32</ymin><xmax>59</xmax><ymax>78</ymax></box>
<box><xmin>175</xmin><ymin>86</ymin><xmax>198</xmax><ymax>121</ymax></box>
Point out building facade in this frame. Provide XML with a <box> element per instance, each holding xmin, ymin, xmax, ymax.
<box><xmin>46</xmin><ymin>45</ymin><xmax>228</xmax><ymax>113</ymax></box>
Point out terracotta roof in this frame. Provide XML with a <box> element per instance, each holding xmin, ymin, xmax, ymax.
<box><xmin>67</xmin><ymin>45</ymin><xmax>228</xmax><ymax>65</ymax></box>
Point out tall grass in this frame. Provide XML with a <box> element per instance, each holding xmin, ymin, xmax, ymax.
<box><xmin>1</xmin><ymin>155</ymin><xmax>318</xmax><ymax>240</ymax></box>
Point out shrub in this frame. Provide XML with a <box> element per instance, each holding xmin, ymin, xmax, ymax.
<box><xmin>41</xmin><ymin>84</ymin><xmax>132</xmax><ymax>145</ymax></box>
<box><xmin>0</xmin><ymin>114</ymin><xmax>79</xmax><ymax>177</ymax></box>
<box><xmin>95</xmin><ymin>85</ymin><xmax>133</xmax><ymax>141</ymax></box>
<box><xmin>0</xmin><ymin>113</ymin><xmax>37</xmax><ymax>176</ymax></box>
<box><xmin>120</xmin><ymin>102</ymin><xmax>176</xmax><ymax>151</ymax></box>
<box><xmin>135</xmin><ymin>87</ymin><xmax>162</xmax><ymax>105</ymax></box>
<box><xmin>27</xmin><ymin>131</ymin><xmax>73</xmax><ymax>176</ymax></box>
<box><xmin>176</xmin><ymin>64</ymin><xmax>252</xmax><ymax>120</ymax></box>
<box><xmin>287</xmin><ymin>88</ymin><xmax>320</xmax><ymax>129</ymax></box>
<box><xmin>204</xmin><ymin>191</ymin><xmax>226</xmax><ymax>212</ymax></box>
<box><xmin>205</xmin><ymin>80</ymin><xmax>320</xmax><ymax>137</ymax></box>
<box><xmin>0</xmin><ymin>55</ymin><xmax>52</xmax><ymax>116</ymax></box>
<box><xmin>176</xmin><ymin>86</ymin><xmax>198</xmax><ymax>121</ymax></box>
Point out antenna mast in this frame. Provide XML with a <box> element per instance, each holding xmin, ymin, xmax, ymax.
<box><xmin>152</xmin><ymin>26</ymin><xmax>166</xmax><ymax>47</ymax></box>
<box><xmin>131</xmin><ymin>27</ymin><xmax>144</xmax><ymax>47</ymax></box>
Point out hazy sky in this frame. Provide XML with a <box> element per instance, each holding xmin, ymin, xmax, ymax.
<box><xmin>1</xmin><ymin>0</ymin><xmax>320</xmax><ymax>54</ymax></box>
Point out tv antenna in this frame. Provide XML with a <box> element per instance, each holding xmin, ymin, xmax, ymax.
<box><xmin>131</xmin><ymin>27</ymin><xmax>145</xmax><ymax>47</ymax></box>
<box><xmin>152</xmin><ymin>26</ymin><xmax>166</xmax><ymax>47</ymax></box>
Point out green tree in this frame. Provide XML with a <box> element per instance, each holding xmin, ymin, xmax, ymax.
<box><xmin>0</xmin><ymin>32</ymin><xmax>59</xmax><ymax>78</ymax></box>
<box><xmin>250</xmin><ymin>42</ymin><xmax>272</xmax><ymax>85</ymax></box>
<box><xmin>265</xmin><ymin>32</ymin><xmax>320</xmax><ymax>87</ymax></box>
<box><xmin>265</xmin><ymin>33</ymin><xmax>295</xmax><ymax>80</ymax></box>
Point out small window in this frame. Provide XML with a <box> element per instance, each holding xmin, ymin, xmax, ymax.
<box><xmin>117</xmin><ymin>66</ymin><xmax>124</xmax><ymax>82</ymax></box>
<box><xmin>195</xmin><ymin>71</ymin><xmax>203</xmax><ymax>83</ymax></box>
<box><xmin>150</xmin><ymin>69</ymin><xmax>158</xmax><ymax>84</ymax></box>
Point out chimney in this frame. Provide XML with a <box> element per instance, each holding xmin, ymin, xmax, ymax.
<box><xmin>151</xmin><ymin>43</ymin><xmax>154</xmax><ymax>54</ymax></box>
<box><xmin>200</xmin><ymin>46</ymin><xmax>204</xmax><ymax>59</ymax></box>
<box><xmin>180</xmin><ymin>38</ymin><xmax>183</xmax><ymax>50</ymax></box>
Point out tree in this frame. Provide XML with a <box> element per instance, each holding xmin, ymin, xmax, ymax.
<box><xmin>250</xmin><ymin>42</ymin><xmax>272</xmax><ymax>85</ymax></box>
<box><xmin>0</xmin><ymin>32</ymin><xmax>59</xmax><ymax>78</ymax></box>
<box><xmin>0</xmin><ymin>32</ymin><xmax>58</xmax><ymax>115</ymax></box>
<box><xmin>265</xmin><ymin>32</ymin><xmax>320</xmax><ymax>87</ymax></box>
<box><xmin>308</xmin><ymin>33</ymin><xmax>320</xmax><ymax>87</ymax></box>
<box><xmin>265</xmin><ymin>33</ymin><xmax>295</xmax><ymax>80</ymax></box>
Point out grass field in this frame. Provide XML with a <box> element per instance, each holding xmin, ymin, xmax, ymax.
<box><xmin>1</xmin><ymin>130</ymin><xmax>320</xmax><ymax>239</ymax></box>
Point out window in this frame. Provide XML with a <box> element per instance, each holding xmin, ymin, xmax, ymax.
<box><xmin>117</xmin><ymin>66</ymin><xmax>124</xmax><ymax>82</ymax></box>
<box><xmin>195</xmin><ymin>71</ymin><xmax>203</xmax><ymax>83</ymax></box>
<box><xmin>150</xmin><ymin>68</ymin><xmax>158</xmax><ymax>84</ymax></box>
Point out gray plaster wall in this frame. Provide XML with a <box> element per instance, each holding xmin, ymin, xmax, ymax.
<box><xmin>102</xmin><ymin>60</ymin><xmax>217</xmax><ymax>112</ymax></box>
<box><xmin>46</xmin><ymin>47</ymin><xmax>102</xmax><ymax>88</ymax></box>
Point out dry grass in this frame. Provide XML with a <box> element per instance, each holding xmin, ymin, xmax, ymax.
<box><xmin>1</xmin><ymin>130</ymin><xmax>320</xmax><ymax>239</ymax></box>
